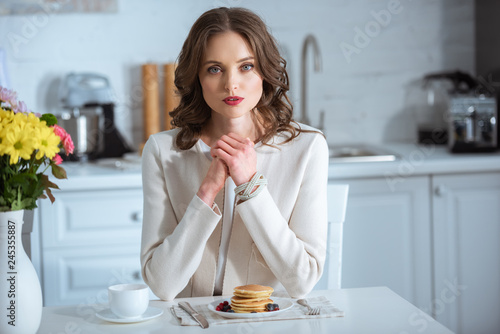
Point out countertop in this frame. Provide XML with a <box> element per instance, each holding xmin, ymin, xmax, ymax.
<box><xmin>329</xmin><ymin>143</ymin><xmax>500</xmax><ymax>179</ymax></box>
<box><xmin>55</xmin><ymin>143</ymin><xmax>500</xmax><ymax>188</ymax></box>
<box><xmin>52</xmin><ymin>157</ymin><xmax>143</xmax><ymax>190</ymax></box>
<box><xmin>36</xmin><ymin>287</ymin><xmax>453</xmax><ymax>334</ymax></box>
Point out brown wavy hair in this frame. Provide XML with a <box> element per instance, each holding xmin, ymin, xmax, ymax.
<box><xmin>171</xmin><ymin>7</ymin><xmax>303</xmax><ymax>150</ymax></box>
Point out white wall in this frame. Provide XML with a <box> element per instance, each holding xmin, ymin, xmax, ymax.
<box><xmin>0</xmin><ymin>0</ymin><xmax>474</xmax><ymax>149</ymax></box>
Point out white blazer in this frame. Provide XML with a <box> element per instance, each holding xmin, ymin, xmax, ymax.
<box><xmin>140</xmin><ymin>126</ymin><xmax>329</xmax><ymax>300</ymax></box>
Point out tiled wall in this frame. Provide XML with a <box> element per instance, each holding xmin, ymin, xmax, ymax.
<box><xmin>0</xmin><ymin>0</ymin><xmax>474</xmax><ymax>149</ymax></box>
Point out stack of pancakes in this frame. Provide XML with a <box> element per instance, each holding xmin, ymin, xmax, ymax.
<box><xmin>230</xmin><ymin>284</ymin><xmax>274</xmax><ymax>313</ymax></box>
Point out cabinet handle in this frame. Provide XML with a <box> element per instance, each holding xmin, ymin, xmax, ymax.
<box><xmin>435</xmin><ymin>185</ymin><xmax>447</xmax><ymax>197</ymax></box>
<box><xmin>131</xmin><ymin>211</ymin><xmax>143</xmax><ymax>222</ymax></box>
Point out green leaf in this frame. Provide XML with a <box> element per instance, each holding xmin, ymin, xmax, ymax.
<box><xmin>0</xmin><ymin>206</ymin><xmax>12</xmax><ymax>212</ymax></box>
<box><xmin>10</xmin><ymin>172</ymin><xmax>33</xmax><ymax>187</ymax></box>
<box><xmin>51</xmin><ymin>164</ymin><xmax>67</xmax><ymax>180</ymax></box>
<box><xmin>40</xmin><ymin>113</ymin><xmax>58</xmax><ymax>126</ymax></box>
<box><xmin>11</xmin><ymin>187</ymin><xmax>24</xmax><ymax>211</ymax></box>
<box><xmin>12</xmin><ymin>198</ymin><xmax>36</xmax><ymax>211</ymax></box>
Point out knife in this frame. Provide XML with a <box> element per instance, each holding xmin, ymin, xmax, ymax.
<box><xmin>178</xmin><ymin>301</ymin><xmax>209</xmax><ymax>329</ymax></box>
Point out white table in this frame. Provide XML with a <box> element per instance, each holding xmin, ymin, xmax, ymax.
<box><xmin>36</xmin><ymin>287</ymin><xmax>453</xmax><ymax>334</ymax></box>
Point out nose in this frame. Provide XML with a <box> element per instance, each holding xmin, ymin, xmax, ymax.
<box><xmin>224</xmin><ymin>69</ymin><xmax>238</xmax><ymax>92</ymax></box>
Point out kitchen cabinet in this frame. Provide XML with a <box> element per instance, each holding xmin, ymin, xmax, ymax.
<box><xmin>42</xmin><ymin>244</ymin><xmax>142</xmax><ymax>306</ymax></box>
<box><xmin>34</xmin><ymin>171</ymin><xmax>146</xmax><ymax>306</ymax></box>
<box><xmin>334</xmin><ymin>176</ymin><xmax>433</xmax><ymax>311</ymax></box>
<box><xmin>332</xmin><ymin>166</ymin><xmax>500</xmax><ymax>334</ymax></box>
<box><xmin>432</xmin><ymin>172</ymin><xmax>500</xmax><ymax>334</ymax></box>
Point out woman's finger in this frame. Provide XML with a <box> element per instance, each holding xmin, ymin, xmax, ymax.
<box><xmin>216</xmin><ymin>137</ymin><xmax>238</xmax><ymax>155</ymax></box>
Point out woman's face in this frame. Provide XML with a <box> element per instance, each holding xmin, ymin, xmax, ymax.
<box><xmin>198</xmin><ymin>31</ymin><xmax>263</xmax><ymax>120</ymax></box>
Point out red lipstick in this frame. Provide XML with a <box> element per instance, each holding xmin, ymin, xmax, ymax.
<box><xmin>223</xmin><ymin>96</ymin><xmax>244</xmax><ymax>106</ymax></box>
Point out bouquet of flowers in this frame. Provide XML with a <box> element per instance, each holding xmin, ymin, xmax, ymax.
<box><xmin>0</xmin><ymin>86</ymin><xmax>74</xmax><ymax>212</ymax></box>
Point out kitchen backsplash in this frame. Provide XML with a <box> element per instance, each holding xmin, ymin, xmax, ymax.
<box><xmin>0</xmin><ymin>0</ymin><xmax>474</xmax><ymax>149</ymax></box>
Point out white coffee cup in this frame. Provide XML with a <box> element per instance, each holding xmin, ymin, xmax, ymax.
<box><xmin>108</xmin><ymin>283</ymin><xmax>149</xmax><ymax>318</ymax></box>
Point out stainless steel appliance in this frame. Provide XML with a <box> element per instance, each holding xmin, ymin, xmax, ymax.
<box><xmin>416</xmin><ymin>71</ymin><xmax>498</xmax><ymax>152</ymax></box>
<box><xmin>57</xmin><ymin>72</ymin><xmax>131</xmax><ymax>161</ymax></box>
<box><xmin>56</xmin><ymin>106</ymin><xmax>103</xmax><ymax>161</ymax></box>
<box><xmin>448</xmin><ymin>96</ymin><xmax>497</xmax><ymax>152</ymax></box>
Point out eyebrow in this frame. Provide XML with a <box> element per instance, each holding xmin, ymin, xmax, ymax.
<box><xmin>202</xmin><ymin>56</ymin><xmax>254</xmax><ymax>66</ymax></box>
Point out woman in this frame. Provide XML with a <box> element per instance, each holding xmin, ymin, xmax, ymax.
<box><xmin>140</xmin><ymin>7</ymin><xmax>328</xmax><ymax>301</ymax></box>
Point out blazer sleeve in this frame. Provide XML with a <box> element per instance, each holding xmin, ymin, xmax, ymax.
<box><xmin>140</xmin><ymin>136</ymin><xmax>221</xmax><ymax>300</ymax></box>
<box><xmin>235</xmin><ymin>133</ymin><xmax>329</xmax><ymax>298</ymax></box>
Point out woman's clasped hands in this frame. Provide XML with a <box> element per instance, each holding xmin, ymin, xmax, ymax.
<box><xmin>211</xmin><ymin>133</ymin><xmax>257</xmax><ymax>186</ymax></box>
<box><xmin>197</xmin><ymin>133</ymin><xmax>257</xmax><ymax>206</ymax></box>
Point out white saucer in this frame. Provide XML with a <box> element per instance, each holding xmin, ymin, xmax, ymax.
<box><xmin>96</xmin><ymin>307</ymin><xmax>163</xmax><ymax>323</ymax></box>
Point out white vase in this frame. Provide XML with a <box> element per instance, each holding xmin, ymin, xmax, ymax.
<box><xmin>0</xmin><ymin>210</ymin><xmax>42</xmax><ymax>334</ymax></box>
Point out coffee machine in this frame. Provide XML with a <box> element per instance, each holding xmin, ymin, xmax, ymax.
<box><xmin>57</xmin><ymin>72</ymin><xmax>132</xmax><ymax>161</ymax></box>
<box><xmin>448</xmin><ymin>95</ymin><xmax>497</xmax><ymax>152</ymax></box>
<box><xmin>417</xmin><ymin>71</ymin><xmax>497</xmax><ymax>153</ymax></box>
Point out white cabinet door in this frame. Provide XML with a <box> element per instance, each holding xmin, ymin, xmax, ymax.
<box><xmin>40</xmin><ymin>189</ymin><xmax>144</xmax><ymax>248</ymax></box>
<box><xmin>432</xmin><ymin>172</ymin><xmax>500</xmax><ymax>334</ymax></box>
<box><xmin>37</xmin><ymin>187</ymin><xmax>145</xmax><ymax>306</ymax></box>
<box><xmin>43</xmin><ymin>245</ymin><xmax>145</xmax><ymax>306</ymax></box>
<box><xmin>340</xmin><ymin>176</ymin><xmax>433</xmax><ymax>310</ymax></box>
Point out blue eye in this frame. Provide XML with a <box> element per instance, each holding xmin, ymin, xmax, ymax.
<box><xmin>242</xmin><ymin>64</ymin><xmax>254</xmax><ymax>71</ymax></box>
<box><xmin>208</xmin><ymin>66</ymin><xmax>221</xmax><ymax>74</ymax></box>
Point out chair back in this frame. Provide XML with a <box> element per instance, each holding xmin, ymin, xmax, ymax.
<box><xmin>326</xmin><ymin>184</ymin><xmax>349</xmax><ymax>289</ymax></box>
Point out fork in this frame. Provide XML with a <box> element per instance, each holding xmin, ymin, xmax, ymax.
<box><xmin>297</xmin><ymin>299</ymin><xmax>321</xmax><ymax>315</ymax></box>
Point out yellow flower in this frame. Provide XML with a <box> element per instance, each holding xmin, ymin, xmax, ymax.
<box><xmin>27</xmin><ymin>112</ymin><xmax>41</xmax><ymax>126</ymax></box>
<box><xmin>11</xmin><ymin>111</ymin><xmax>28</xmax><ymax>127</ymax></box>
<box><xmin>0</xmin><ymin>130</ymin><xmax>4</xmax><ymax>156</ymax></box>
<box><xmin>0</xmin><ymin>108</ymin><xmax>12</xmax><ymax>123</ymax></box>
<box><xmin>35</xmin><ymin>125</ymin><xmax>60</xmax><ymax>160</ymax></box>
<box><xmin>2</xmin><ymin>125</ymin><xmax>36</xmax><ymax>164</ymax></box>
<box><xmin>0</xmin><ymin>109</ymin><xmax>13</xmax><ymax>136</ymax></box>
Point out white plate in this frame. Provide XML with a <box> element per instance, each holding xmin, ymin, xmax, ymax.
<box><xmin>208</xmin><ymin>297</ymin><xmax>293</xmax><ymax>319</ymax></box>
<box><xmin>96</xmin><ymin>306</ymin><xmax>163</xmax><ymax>323</ymax></box>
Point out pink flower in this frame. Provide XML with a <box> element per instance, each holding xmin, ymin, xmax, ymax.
<box><xmin>0</xmin><ymin>86</ymin><xmax>18</xmax><ymax>107</ymax></box>
<box><xmin>62</xmin><ymin>135</ymin><xmax>74</xmax><ymax>154</ymax></box>
<box><xmin>52</xmin><ymin>124</ymin><xmax>67</xmax><ymax>139</ymax></box>
<box><xmin>13</xmin><ymin>100</ymin><xmax>31</xmax><ymax>114</ymax></box>
<box><xmin>53</xmin><ymin>154</ymin><xmax>63</xmax><ymax>165</ymax></box>
<box><xmin>52</xmin><ymin>124</ymin><xmax>75</xmax><ymax>155</ymax></box>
